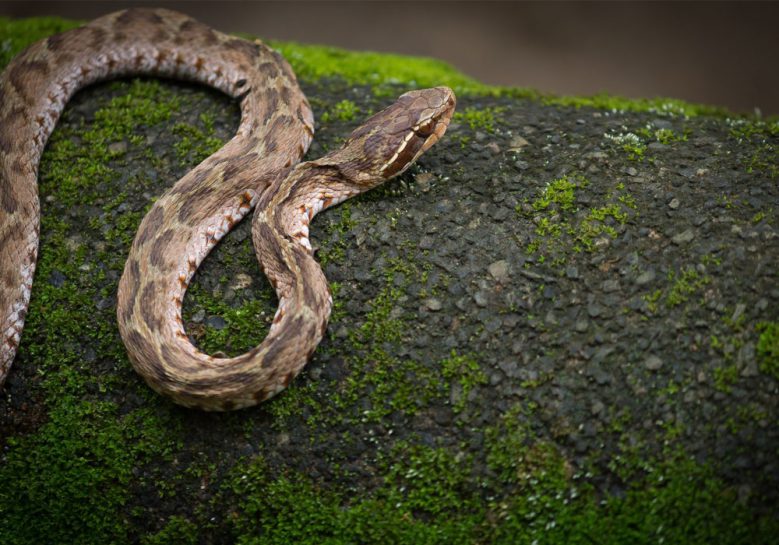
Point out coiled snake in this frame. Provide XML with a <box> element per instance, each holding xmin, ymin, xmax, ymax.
<box><xmin>0</xmin><ymin>8</ymin><xmax>455</xmax><ymax>410</ymax></box>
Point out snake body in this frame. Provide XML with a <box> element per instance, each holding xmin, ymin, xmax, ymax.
<box><xmin>0</xmin><ymin>8</ymin><xmax>455</xmax><ymax>410</ymax></box>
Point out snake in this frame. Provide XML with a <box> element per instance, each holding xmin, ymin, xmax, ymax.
<box><xmin>0</xmin><ymin>8</ymin><xmax>455</xmax><ymax>410</ymax></box>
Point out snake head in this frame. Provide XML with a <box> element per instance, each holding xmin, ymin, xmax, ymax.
<box><xmin>329</xmin><ymin>86</ymin><xmax>456</xmax><ymax>186</ymax></box>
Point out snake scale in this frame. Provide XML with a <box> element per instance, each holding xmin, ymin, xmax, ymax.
<box><xmin>0</xmin><ymin>8</ymin><xmax>455</xmax><ymax>410</ymax></box>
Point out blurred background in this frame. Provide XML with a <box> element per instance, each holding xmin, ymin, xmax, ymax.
<box><xmin>1</xmin><ymin>1</ymin><xmax>777</xmax><ymax>115</ymax></box>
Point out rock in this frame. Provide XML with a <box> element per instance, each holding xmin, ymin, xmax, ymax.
<box><xmin>424</xmin><ymin>298</ymin><xmax>443</xmax><ymax>311</ymax></box>
<box><xmin>668</xmin><ymin>198</ymin><xmax>680</xmax><ymax>209</ymax></box>
<box><xmin>602</xmin><ymin>279</ymin><xmax>620</xmax><ymax>292</ymax></box>
<box><xmin>635</xmin><ymin>269</ymin><xmax>656</xmax><ymax>285</ymax></box>
<box><xmin>415</xmin><ymin>172</ymin><xmax>436</xmax><ymax>192</ymax></box>
<box><xmin>672</xmin><ymin>229</ymin><xmax>695</xmax><ymax>244</ymax></box>
<box><xmin>731</xmin><ymin>303</ymin><xmax>746</xmax><ymax>323</ymax></box>
<box><xmin>108</xmin><ymin>141</ymin><xmax>127</xmax><ymax>154</ymax></box>
<box><xmin>514</xmin><ymin>160</ymin><xmax>530</xmax><ymax>170</ymax></box>
<box><xmin>488</xmin><ymin>260</ymin><xmax>510</xmax><ymax>283</ymax></box>
<box><xmin>508</xmin><ymin>135</ymin><xmax>530</xmax><ymax>152</ymax></box>
<box><xmin>473</xmin><ymin>291</ymin><xmax>489</xmax><ymax>307</ymax></box>
<box><xmin>644</xmin><ymin>355</ymin><xmax>663</xmax><ymax>371</ymax></box>
<box><xmin>206</xmin><ymin>315</ymin><xmax>227</xmax><ymax>330</ymax></box>
<box><xmin>49</xmin><ymin>270</ymin><xmax>67</xmax><ymax>287</ymax></box>
<box><xmin>230</xmin><ymin>273</ymin><xmax>253</xmax><ymax>290</ymax></box>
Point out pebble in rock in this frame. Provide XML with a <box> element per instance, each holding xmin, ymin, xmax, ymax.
<box><xmin>488</xmin><ymin>260</ymin><xmax>510</xmax><ymax>283</ymax></box>
<box><xmin>644</xmin><ymin>355</ymin><xmax>663</xmax><ymax>371</ymax></box>
<box><xmin>206</xmin><ymin>315</ymin><xmax>227</xmax><ymax>330</ymax></box>
<box><xmin>635</xmin><ymin>269</ymin><xmax>656</xmax><ymax>285</ymax></box>
<box><xmin>672</xmin><ymin>229</ymin><xmax>695</xmax><ymax>244</ymax></box>
<box><xmin>415</xmin><ymin>172</ymin><xmax>435</xmax><ymax>192</ymax></box>
<box><xmin>424</xmin><ymin>298</ymin><xmax>443</xmax><ymax>311</ymax></box>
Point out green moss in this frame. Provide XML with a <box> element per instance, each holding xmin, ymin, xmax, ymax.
<box><xmin>320</xmin><ymin>99</ymin><xmax>360</xmax><ymax>123</ymax></box>
<box><xmin>518</xmin><ymin>175</ymin><xmax>636</xmax><ymax>264</ymax></box>
<box><xmin>665</xmin><ymin>267</ymin><xmax>710</xmax><ymax>308</ymax></box>
<box><xmin>547</xmin><ymin>92</ymin><xmax>728</xmax><ymax>117</ymax></box>
<box><xmin>220</xmin><ymin>436</ymin><xmax>777</xmax><ymax>545</ymax></box>
<box><xmin>0</xmin><ymin>403</ymin><xmax>179</xmax><ymax>545</ymax></box>
<box><xmin>727</xmin><ymin>118</ymin><xmax>779</xmax><ymax>179</ymax></box>
<box><xmin>0</xmin><ymin>15</ymin><xmax>80</xmax><ymax>67</ymax></box>
<box><xmin>266</xmin><ymin>39</ymin><xmax>499</xmax><ymax>98</ymax></box>
<box><xmin>2</xmin><ymin>13</ymin><xmax>777</xmax><ymax>544</ymax></box>
<box><xmin>713</xmin><ymin>363</ymin><xmax>739</xmax><ymax>393</ymax></box>
<box><xmin>141</xmin><ymin>516</ymin><xmax>199</xmax><ymax>545</ymax></box>
<box><xmin>183</xmin><ymin>283</ymin><xmax>274</xmax><ymax>356</ymax></box>
<box><xmin>2</xmin><ymin>15</ymin><xmax>749</xmax><ymax>119</ymax></box>
<box><xmin>316</xmin><ymin>202</ymin><xmax>356</xmax><ymax>266</ymax></box>
<box><xmin>439</xmin><ymin>350</ymin><xmax>487</xmax><ymax>413</ymax></box>
<box><xmin>653</xmin><ymin>127</ymin><xmax>689</xmax><ymax>144</ymax></box>
<box><xmin>172</xmin><ymin>120</ymin><xmax>223</xmax><ymax>166</ymax></box>
<box><xmin>453</xmin><ymin>106</ymin><xmax>505</xmax><ymax>133</ymax></box>
<box><xmin>604</xmin><ymin>130</ymin><xmax>648</xmax><ymax>161</ymax></box>
<box><xmin>756</xmin><ymin>321</ymin><xmax>779</xmax><ymax>379</ymax></box>
<box><xmin>531</xmin><ymin>176</ymin><xmax>580</xmax><ymax>213</ymax></box>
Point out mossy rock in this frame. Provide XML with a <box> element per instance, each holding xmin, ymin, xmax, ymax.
<box><xmin>1</xmin><ymin>15</ymin><xmax>778</xmax><ymax>545</ymax></box>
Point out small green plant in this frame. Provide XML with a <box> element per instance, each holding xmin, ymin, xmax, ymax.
<box><xmin>756</xmin><ymin>321</ymin><xmax>779</xmax><ymax>379</ymax></box>
<box><xmin>604</xmin><ymin>130</ymin><xmax>647</xmax><ymax>161</ymax></box>
<box><xmin>321</xmin><ymin>99</ymin><xmax>360</xmax><ymax>123</ymax></box>
<box><xmin>453</xmin><ymin>106</ymin><xmax>505</xmax><ymax>133</ymax></box>
<box><xmin>666</xmin><ymin>267</ymin><xmax>710</xmax><ymax>308</ymax></box>
<box><xmin>654</xmin><ymin>127</ymin><xmax>689</xmax><ymax>144</ymax></box>
<box><xmin>531</xmin><ymin>175</ymin><xmax>581</xmax><ymax>213</ymax></box>
<box><xmin>439</xmin><ymin>350</ymin><xmax>487</xmax><ymax>413</ymax></box>
<box><xmin>713</xmin><ymin>364</ymin><xmax>739</xmax><ymax>393</ymax></box>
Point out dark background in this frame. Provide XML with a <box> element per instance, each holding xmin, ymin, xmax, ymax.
<box><xmin>2</xmin><ymin>0</ymin><xmax>777</xmax><ymax>115</ymax></box>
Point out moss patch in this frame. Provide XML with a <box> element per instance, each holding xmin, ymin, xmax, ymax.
<box><xmin>756</xmin><ymin>321</ymin><xmax>779</xmax><ymax>379</ymax></box>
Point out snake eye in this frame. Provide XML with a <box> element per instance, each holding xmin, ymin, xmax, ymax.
<box><xmin>414</xmin><ymin>118</ymin><xmax>435</xmax><ymax>138</ymax></box>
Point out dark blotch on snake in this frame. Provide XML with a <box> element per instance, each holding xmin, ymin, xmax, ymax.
<box><xmin>262</xmin><ymin>315</ymin><xmax>306</xmax><ymax>367</ymax></box>
<box><xmin>223</xmin><ymin>39</ymin><xmax>260</xmax><ymax>61</ymax></box>
<box><xmin>149</xmin><ymin>228</ymin><xmax>177</xmax><ymax>268</ymax></box>
<box><xmin>178</xmin><ymin>19</ymin><xmax>218</xmax><ymax>45</ymax></box>
<box><xmin>258</xmin><ymin>62</ymin><xmax>279</xmax><ymax>79</ymax></box>
<box><xmin>262</xmin><ymin>88</ymin><xmax>279</xmax><ymax>124</ymax></box>
<box><xmin>126</xmin><ymin>329</ymin><xmax>169</xmax><ymax>384</ymax></box>
<box><xmin>120</xmin><ymin>259</ymin><xmax>141</xmax><ymax>324</ymax></box>
<box><xmin>140</xmin><ymin>281</ymin><xmax>162</xmax><ymax>332</ymax></box>
<box><xmin>0</xmin><ymin>175</ymin><xmax>19</xmax><ymax>213</ymax></box>
<box><xmin>8</xmin><ymin>61</ymin><xmax>50</xmax><ymax>104</ymax></box>
<box><xmin>115</xmin><ymin>8</ymin><xmax>164</xmax><ymax>27</ymax></box>
<box><xmin>136</xmin><ymin>206</ymin><xmax>164</xmax><ymax>246</ymax></box>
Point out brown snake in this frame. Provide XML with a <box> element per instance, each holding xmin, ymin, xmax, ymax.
<box><xmin>0</xmin><ymin>8</ymin><xmax>455</xmax><ymax>410</ymax></box>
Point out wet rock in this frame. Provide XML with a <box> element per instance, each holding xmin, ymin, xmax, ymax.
<box><xmin>424</xmin><ymin>298</ymin><xmax>443</xmax><ymax>311</ymax></box>
<box><xmin>635</xmin><ymin>269</ymin><xmax>656</xmax><ymax>285</ymax></box>
<box><xmin>488</xmin><ymin>260</ymin><xmax>510</xmax><ymax>283</ymax></box>
<box><xmin>672</xmin><ymin>229</ymin><xmax>695</xmax><ymax>244</ymax></box>
<box><xmin>644</xmin><ymin>355</ymin><xmax>663</xmax><ymax>371</ymax></box>
<box><xmin>206</xmin><ymin>315</ymin><xmax>227</xmax><ymax>330</ymax></box>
